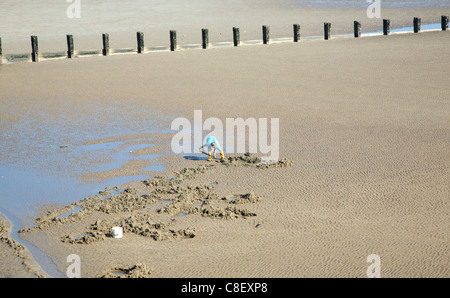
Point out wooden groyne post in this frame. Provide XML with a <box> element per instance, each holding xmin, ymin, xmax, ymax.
<box><xmin>414</xmin><ymin>17</ymin><xmax>421</xmax><ymax>33</ymax></box>
<box><xmin>31</xmin><ymin>36</ymin><xmax>39</xmax><ymax>62</ymax></box>
<box><xmin>442</xmin><ymin>16</ymin><xmax>449</xmax><ymax>31</ymax></box>
<box><xmin>170</xmin><ymin>30</ymin><xmax>177</xmax><ymax>51</ymax></box>
<box><xmin>324</xmin><ymin>23</ymin><xmax>331</xmax><ymax>40</ymax></box>
<box><xmin>202</xmin><ymin>29</ymin><xmax>209</xmax><ymax>49</ymax></box>
<box><xmin>66</xmin><ymin>34</ymin><xmax>74</xmax><ymax>58</ymax></box>
<box><xmin>102</xmin><ymin>33</ymin><xmax>109</xmax><ymax>56</ymax></box>
<box><xmin>233</xmin><ymin>27</ymin><xmax>240</xmax><ymax>46</ymax></box>
<box><xmin>354</xmin><ymin>21</ymin><xmax>361</xmax><ymax>38</ymax></box>
<box><xmin>293</xmin><ymin>24</ymin><xmax>301</xmax><ymax>42</ymax></box>
<box><xmin>262</xmin><ymin>25</ymin><xmax>270</xmax><ymax>44</ymax></box>
<box><xmin>8</xmin><ymin>14</ymin><xmax>450</xmax><ymax>65</ymax></box>
<box><xmin>0</xmin><ymin>37</ymin><xmax>2</xmax><ymax>65</ymax></box>
<box><xmin>137</xmin><ymin>32</ymin><xmax>144</xmax><ymax>54</ymax></box>
<box><xmin>383</xmin><ymin>19</ymin><xmax>390</xmax><ymax>35</ymax></box>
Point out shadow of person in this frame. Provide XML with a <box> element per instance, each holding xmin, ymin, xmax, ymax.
<box><xmin>183</xmin><ymin>155</ymin><xmax>209</xmax><ymax>161</ymax></box>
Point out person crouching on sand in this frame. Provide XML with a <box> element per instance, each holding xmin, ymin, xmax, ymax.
<box><xmin>199</xmin><ymin>136</ymin><xmax>225</xmax><ymax>161</ymax></box>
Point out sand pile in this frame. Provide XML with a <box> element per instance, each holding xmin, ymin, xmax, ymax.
<box><xmin>1</xmin><ymin>222</ymin><xmax>28</xmax><ymax>258</ymax></box>
<box><xmin>19</xmin><ymin>187</ymin><xmax>160</xmax><ymax>233</ymax></box>
<box><xmin>0</xmin><ymin>217</ymin><xmax>47</xmax><ymax>278</ymax></box>
<box><xmin>189</xmin><ymin>205</ymin><xmax>257</xmax><ymax>220</ymax></box>
<box><xmin>220</xmin><ymin>154</ymin><xmax>294</xmax><ymax>168</ymax></box>
<box><xmin>61</xmin><ymin>214</ymin><xmax>195</xmax><ymax>244</ymax></box>
<box><xmin>114</xmin><ymin>214</ymin><xmax>196</xmax><ymax>241</ymax></box>
<box><xmin>98</xmin><ymin>263</ymin><xmax>153</xmax><ymax>278</ymax></box>
<box><xmin>228</xmin><ymin>192</ymin><xmax>261</xmax><ymax>204</ymax></box>
<box><xmin>20</xmin><ymin>154</ymin><xmax>292</xmax><ymax>248</ymax></box>
<box><xmin>61</xmin><ymin>231</ymin><xmax>106</xmax><ymax>245</ymax></box>
<box><xmin>83</xmin><ymin>187</ymin><xmax>159</xmax><ymax>214</ymax></box>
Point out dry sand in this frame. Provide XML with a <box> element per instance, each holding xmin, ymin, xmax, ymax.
<box><xmin>1</xmin><ymin>28</ymin><xmax>449</xmax><ymax>278</ymax></box>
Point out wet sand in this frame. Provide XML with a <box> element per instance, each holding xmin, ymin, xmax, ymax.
<box><xmin>1</xmin><ymin>27</ymin><xmax>450</xmax><ymax>277</ymax></box>
<box><xmin>0</xmin><ymin>215</ymin><xmax>47</xmax><ymax>278</ymax></box>
<box><xmin>2</xmin><ymin>0</ymin><xmax>450</xmax><ymax>54</ymax></box>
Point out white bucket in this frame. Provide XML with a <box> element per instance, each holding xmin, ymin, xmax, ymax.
<box><xmin>112</xmin><ymin>227</ymin><xmax>123</xmax><ymax>239</ymax></box>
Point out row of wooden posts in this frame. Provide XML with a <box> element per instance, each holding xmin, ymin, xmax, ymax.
<box><xmin>0</xmin><ymin>16</ymin><xmax>448</xmax><ymax>64</ymax></box>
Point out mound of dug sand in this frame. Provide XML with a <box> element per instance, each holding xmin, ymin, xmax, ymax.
<box><xmin>21</xmin><ymin>154</ymin><xmax>292</xmax><ymax>248</ymax></box>
<box><xmin>98</xmin><ymin>263</ymin><xmax>153</xmax><ymax>278</ymax></box>
<box><xmin>19</xmin><ymin>187</ymin><xmax>160</xmax><ymax>233</ymax></box>
<box><xmin>227</xmin><ymin>192</ymin><xmax>261</xmax><ymax>204</ymax></box>
<box><xmin>21</xmin><ymin>155</ymin><xmax>289</xmax><ymax>233</ymax></box>
<box><xmin>143</xmin><ymin>164</ymin><xmax>214</xmax><ymax>187</ymax></box>
<box><xmin>0</xmin><ymin>216</ymin><xmax>47</xmax><ymax>278</ymax></box>
<box><xmin>62</xmin><ymin>215</ymin><xmax>196</xmax><ymax>244</ymax></box>
<box><xmin>61</xmin><ymin>231</ymin><xmax>106</xmax><ymax>244</ymax></box>
<box><xmin>219</xmin><ymin>154</ymin><xmax>293</xmax><ymax>168</ymax></box>
<box><xmin>99</xmin><ymin>214</ymin><xmax>196</xmax><ymax>241</ymax></box>
<box><xmin>188</xmin><ymin>205</ymin><xmax>257</xmax><ymax>220</ymax></box>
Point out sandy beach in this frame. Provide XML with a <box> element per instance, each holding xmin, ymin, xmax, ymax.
<box><xmin>1</xmin><ymin>0</ymin><xmax>450</xmax><ymax>54</ymax></box>
<box><xmin>1</xmin><ymin>3</ymin><xmax>450</xmax><ymax>279</ymax></box>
